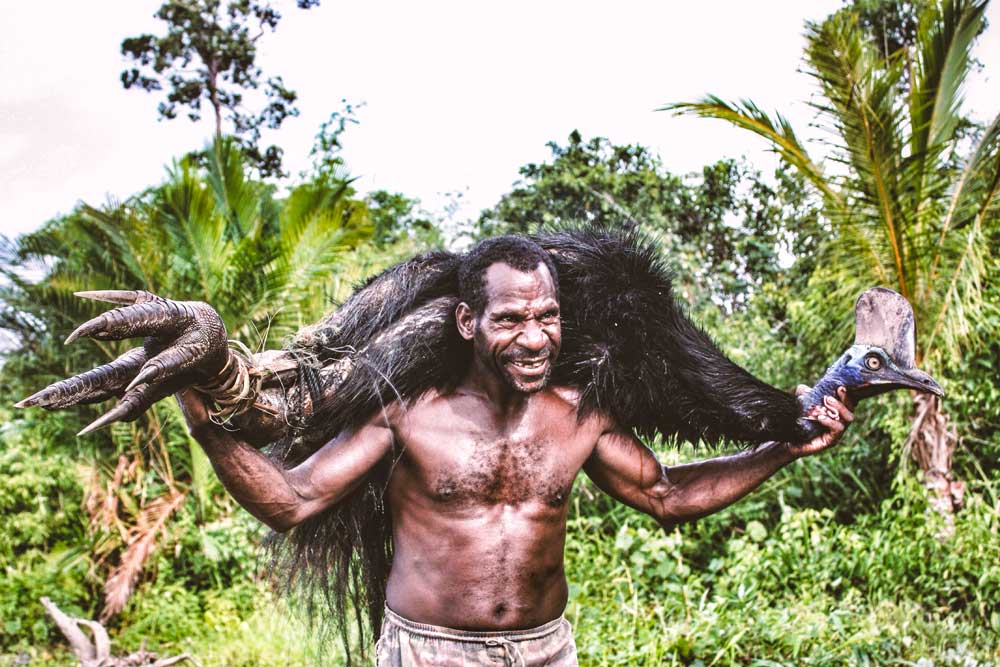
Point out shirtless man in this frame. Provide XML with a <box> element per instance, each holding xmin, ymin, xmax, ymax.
<box><xmin>169</xmin><ymin>236</ymin><xmax>853</xmax><ymax>666</ymax></box>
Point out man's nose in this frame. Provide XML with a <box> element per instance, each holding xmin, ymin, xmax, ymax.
<box><xmin>517</xmin><ymin>321</ymin><xmax>547</xmax><ymax>352</ymax></box>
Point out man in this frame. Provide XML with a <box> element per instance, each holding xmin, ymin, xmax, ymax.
<box><xmin>168</xmin><ymin>236</ymin><xmax>852</xmax><ymax>666</ymax></box>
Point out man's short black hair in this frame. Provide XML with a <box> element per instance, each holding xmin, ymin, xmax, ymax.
<box><xmin>458</xmin><ymin>235</ymin><xmax>559</xmax><ymax>313</ymax></box>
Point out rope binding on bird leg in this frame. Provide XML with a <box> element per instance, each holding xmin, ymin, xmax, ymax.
<box><xmin>193</xmin><ymin>339</ymin><xmax>263</xmax><ymax>425</ymax></box>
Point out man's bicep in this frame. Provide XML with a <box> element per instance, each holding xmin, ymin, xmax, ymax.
<box><xmin>285</xmin><ymin>412</ymin><xmax>395</xmax><ymax>518</ymax></box>
<box><xmin>584</xmin><ymin>427</ymin><xmax>673</xmax><ymax>518</ymax></box>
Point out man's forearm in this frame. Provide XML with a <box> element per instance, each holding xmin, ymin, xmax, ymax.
<box><xmin>176</xmin><ymin>388</ymin><xmax>304</xmax><ymax>531</ymax></box>
<box><xmin>657</xmin><ymin>441</ymin><xmax>795</xmax><ymax>526</ymax></box>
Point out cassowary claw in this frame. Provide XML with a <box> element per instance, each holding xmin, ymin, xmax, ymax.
<box><xmin>77</xmin><ymin>384</ymin><xmax>153</xmax><ymax>435</ymax></box>
<box><xmin>14</xmin><ymin>347</ymin><xmax>148</xmax><ymax>409</ymax></box>
<box><xmin>77</xmin><ymin>403</ymin><xmax>130</xmax><ymax>436</ymax></box>
<box><xmin>19</xmin><ymin>290</ymin><xmax>230</xmax><ymax>435</ymax></box>
<box><xmin>74</xmin><ymin>289</ymin><xmax>165</xmax><ymax>305</ymax></box>
<box><xmin>124</xmin><ymin>343</ymin><xmax>206</xmax><ymax>394</ymax></box>
<box><xmin>65</xmin><ymin>301</ymin><xmax>192</xmax><ymax>344</ymax></box>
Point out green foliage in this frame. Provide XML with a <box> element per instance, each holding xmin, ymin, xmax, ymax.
<box><xmin>477</xmin><ymin>131</ymin><xmax>824</xmax><ymax>312</ymax></box>
<box><xmin>120</xmin><ymin>0</ymin><xmax>320</xmax><ymax>177</ymax></box>
<box><xmin>667</xmin><ymin>0</ymin><xmax>1000</xmax><ymax>378</ymax></box>
<box><xmin>850</xmin><ymin>0</ymin><xmax>928</xmax><ymax>57</ymax></box>
<box><xmin>0</xmin><ymin>432</ymin><xmax>93</xmax><ymax>646</ymax></box>
<box><xmin>564</xmin><ymin>466</ymin><xmax>1000</xmax><ymax>666</ymax></box>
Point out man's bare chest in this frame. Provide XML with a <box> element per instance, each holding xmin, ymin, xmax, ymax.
<box><xmin>393</xmin><ymin>403</ymin><xmax>596</xmax><ymax>508</ymax></box>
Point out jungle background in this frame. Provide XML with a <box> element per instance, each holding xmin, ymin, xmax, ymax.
<box><xmin>1</xmin><ymin>0</ymin><xmax>999</xmax><ymax>665</ymax></box>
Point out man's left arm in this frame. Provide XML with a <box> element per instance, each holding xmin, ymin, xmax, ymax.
<box><xmin>582</xmin><ymin>386</ymin><xmax>854</xmax><ymax>530</ymax></box>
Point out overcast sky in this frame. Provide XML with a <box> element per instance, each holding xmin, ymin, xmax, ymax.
<box><xmin>2</xmin><ymin>1</ymin><xmax>998</xmax><ymax>238</ymax></box>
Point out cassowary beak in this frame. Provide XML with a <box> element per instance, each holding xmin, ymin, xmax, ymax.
<box><xmin>863</xmin><ymin>364</ymin><xmax>944</xmax><ymax>398</ymax></box>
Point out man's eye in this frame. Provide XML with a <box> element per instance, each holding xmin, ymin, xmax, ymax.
<box><xmin>540</xmin><ymin>311</ymin><xmax>559</xmax><ymax>322</ymax></box>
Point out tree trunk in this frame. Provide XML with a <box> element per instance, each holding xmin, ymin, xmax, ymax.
<box><xmin>207</xmin><ymin>57</ymin><xmax>222</xmax><ymax>140</ymax></box>
<box><xmin>908</xmin><ymin>393</ymin><xmax>964</xmax><ymax>538</ymax></box>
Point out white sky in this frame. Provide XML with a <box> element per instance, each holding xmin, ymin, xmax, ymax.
<box><xmin>2</xmin><ymin>1</ymin><xmax>998</xmax><ymax>238</ymax></box>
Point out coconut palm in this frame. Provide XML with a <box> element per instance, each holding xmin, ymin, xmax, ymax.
<box><xmin>664</xmin><ymin>0</ymin><xmax>999</xmax><ymax>526</ymax></box>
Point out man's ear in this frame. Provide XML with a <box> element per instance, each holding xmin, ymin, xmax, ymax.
<box><xmin>455</xmin><ymin>302</ymin><xmax>476</xmax><ymax>341</ymax></box>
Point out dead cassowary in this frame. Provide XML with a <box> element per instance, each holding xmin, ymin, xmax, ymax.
<box><xmin>16</xmin><ymin>226</ymin><xmax>941</xmax><ymax>655</ymax></box>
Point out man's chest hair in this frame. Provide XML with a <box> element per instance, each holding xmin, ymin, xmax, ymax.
<box><xmin>395</xmin><ymin>405</ymin><xmax>594</xmax><ymax>508</ymax></box>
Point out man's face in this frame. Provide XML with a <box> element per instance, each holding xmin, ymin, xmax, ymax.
<box><xmin>462</xmin><ymin>262</ymin><xmax>561</xmax><ymax>394</ymax></box>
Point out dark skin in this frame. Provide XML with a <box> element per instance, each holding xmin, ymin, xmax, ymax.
<box><xmin>176</xmin><ymin>261</ymin><xmax>854</xmax><ymax>630</ymax></box>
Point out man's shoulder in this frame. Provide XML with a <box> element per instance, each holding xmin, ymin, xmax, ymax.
<box><xmin>548</xmin><ymin>385</ymin><xmax>621</xmax><ymax>431</ymax></box>
<box><xmin>548</xmin><ymin>384</ymin><xmax>582</xmax><ymax>408</ymax></box>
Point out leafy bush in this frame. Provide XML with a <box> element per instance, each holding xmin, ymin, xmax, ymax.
<box><xmin>0</xmin><ymin>430</ymin><xmax>94</xmax><ymax>648</ymax></box>
<box><xmin>564</xmin><ymin>466</ymin><xmax>1000</xmax><ymax>666</ymax></box>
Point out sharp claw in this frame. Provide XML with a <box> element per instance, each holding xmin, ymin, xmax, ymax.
<box><xmin>77</xmin><ymin>380</ymin><xmax>158</xmax><ymax>435</ymax></box>
<box><xmin>77</xmin><ymin>403</ymin><xmax>130</xmax><ymax>436</ymax></box>
<box><xmin>74</xmin><ymin>290</ymin><xmax>163</xmax><ymax>305</ymax></box>
<box><xmin>124</xmin><ymin>365</ymin><xmax>158</xmax><ymax>394</ymax></box>
<box><xmin>16</xmin><ymin>347</ymin><xmax>148</xmax><ymax>410</ymax></box>
<box><xmin>16</xmin><ymin>386</ymin><xmax>56</xmax><ymax>408</ymax></box>
<box><xmin>65</xmin><ymin>301</ymin><xmax>189</xmax><ymax>344</ymax></box>
<box><xmin>65</xmin><ymin>316</ymin><xmax>107</xmax><ymax>344</ymax></box>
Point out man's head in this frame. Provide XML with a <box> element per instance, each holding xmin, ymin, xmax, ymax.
<box><xmin>456</xmin><ymin>236</ymin><xmax>561</xmax><ymax>394</ymax></box>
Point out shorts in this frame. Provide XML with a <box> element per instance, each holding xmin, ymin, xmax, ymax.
<box><xmin>375</xmin><ymin>605</ymin><xmax>579</xmax><ymax>666</ymax></box>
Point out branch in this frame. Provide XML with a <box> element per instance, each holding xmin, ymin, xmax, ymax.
<box><xmin>40</xmin><ymin>597</ymin><xmax>96</xmax><ymax>664</ymax></box>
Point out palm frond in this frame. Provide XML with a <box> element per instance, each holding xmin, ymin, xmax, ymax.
<box><xmin>100</xmin><ymin>489</ymin><xmax>186</xmax><ymax>621</ymax></box>
<box><xmin>922</xmin><ymin>113</ymin><xmax>1000</xmax><ymax>362</ymax></box>
<box><xmin>662</xmin><ymin>96</ymin><xmax>844</xmax><ymax>211</ymax></box>
<box><xmin>909</xmin><ymin>0</ymin><xmax>987</xmax><ymax>161</ymax></box>
<box><xmin>805</xmin><ymin>11</ymin><xmax>912</xmax><ymax>298</ymax></box>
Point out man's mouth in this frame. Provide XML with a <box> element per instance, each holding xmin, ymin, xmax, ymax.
<box><xmin>506</xmin><ymin>356</ymin><xmax>550</xmax><ymax>374</ymax></box>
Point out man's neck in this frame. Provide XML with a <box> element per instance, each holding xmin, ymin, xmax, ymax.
<box><xmin>461</xmin><ymin>359</ymin><xmax>533</xmax><ymax>416</ymax></box>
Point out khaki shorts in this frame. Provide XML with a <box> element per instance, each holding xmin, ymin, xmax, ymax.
<box><xmin>376</xmin><ymin>606</ymin><xmax>579</xmax><ymax>666</ymax></box>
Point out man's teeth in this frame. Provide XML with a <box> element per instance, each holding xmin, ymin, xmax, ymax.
<box><xmin>511</xmin><ymin>358</ymin><xmax>547</xmax><ymax>370</ymax></box>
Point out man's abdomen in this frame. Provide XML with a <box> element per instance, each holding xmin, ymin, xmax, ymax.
<box><xmin>386</xmin><ymin>500</ymin><xmax>570</xmax><ymax>631</ymax></box>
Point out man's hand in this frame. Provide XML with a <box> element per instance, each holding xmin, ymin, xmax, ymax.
<box><xmin>15</xmin><ymin>290</ymin><xmax>230</xmax><ymax>435</ymax></box>
<box><xmin>788</xmin><ymin>384</ymin><xmax>855</xmax><ymax>458</ymax></box>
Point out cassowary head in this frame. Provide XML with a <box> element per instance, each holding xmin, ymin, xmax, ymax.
<box><xmin>801</xmin><ymin>287</ymin><xmax>942</xmax><ymax>429</ymax></box>
<box><xmin>823</xmin><ymin>342</ymin><xmax>942</xmax><ymax>400</ymax></box>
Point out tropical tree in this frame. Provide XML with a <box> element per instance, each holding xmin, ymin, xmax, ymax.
<box><xmin>664</xmin><ymin>0</ymin><xmax>999</xmax><ymax>526</ymax></box>
<box><xmin>0</xmin><ymin>137</ymin><xmax>428</xmax><ymax>620</ymax></box>
<box><xmin>121</xmin><ymin>0</ymin><xmax>321</xmax><ymax>177</ymax></box>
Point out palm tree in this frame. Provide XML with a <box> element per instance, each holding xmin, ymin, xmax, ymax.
<box><xmin>0</xmin><ymin>137</ymin><xmax>423</xmax><ymax>616</ymax></box>
<box><xmin>664</xmin><ymin>0</ymin><xmax>999</xmax><ymax>527</ymax></box>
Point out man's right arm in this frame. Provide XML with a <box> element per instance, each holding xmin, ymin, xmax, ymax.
<box><xmin>176</xmin><ymin>387</ymin><xmax>394</xmax><ymax>532</ymax></box>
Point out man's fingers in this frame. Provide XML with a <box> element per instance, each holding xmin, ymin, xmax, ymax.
<box><xmin>836</xmin><ymin>385</ymin><xmax>857</xmax><ymax>411</ymax></box>
<box><xmin>15</xmin><ymin>347</ymin><xmax>148</xmax><ymax>409</ymax></box>
<box><xmin>75</xmin><ymin>290</ymin><xmax>166</xmax><ymax>306</ymax></box>
<box><xmin>65</xmin><ymin>300</ymin><xmax>195</xmax><ymax>344</ymax></box>
<box><xmin>823</xmin><ymin>394</ymin><xmax>854</xmax><ymax>423</ymax></box>
<box><xmin>813</xmin><ymin>412</ymin><xmax>845</xmax><ymax>437</ymax></box>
